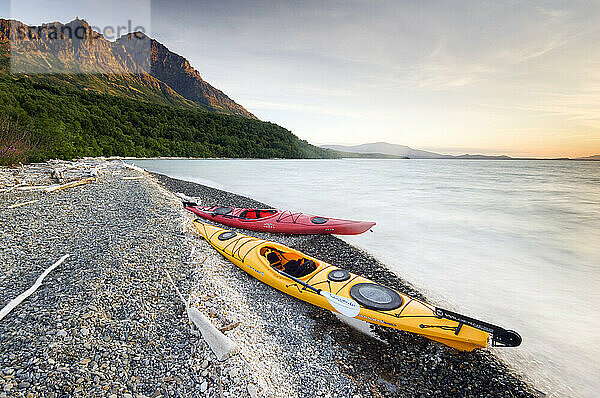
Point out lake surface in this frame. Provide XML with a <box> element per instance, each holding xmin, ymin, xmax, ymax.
<box><xmin>133</xmin><ymin>158</ymin><xmax>600</xmax><ymax>397</ymax></box>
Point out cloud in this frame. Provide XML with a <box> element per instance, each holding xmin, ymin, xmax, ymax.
<box><xmin>408</xmin><ymin>61</ymin><xmax>497</xmax><ymax>90</ymax></box>
<box><xmin>245</xmin><ymin>99</ymin><xmax>404</xmax><ymax>123</ymax></box>
<box><xmin>245</xmin><ymin>100</ymin><xmax>364</xmax><ymax>119</ymax></box>
<box><xmin>536</xmin><ymin>7</ymin><xmax>569</xmax><ymax>19</ymax></box>
<box><xmin>481</xmin><ymin>87</ymin><xmax>600</xmax><ymax>133</ymax></box>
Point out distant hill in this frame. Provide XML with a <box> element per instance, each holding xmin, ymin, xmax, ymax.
<box><xmin>575</xmin><ymin>155</ymin><xmax>600</xmax><ymax>160</ymax></box>
<box><xmin>454</xmin><ymin>154</ymin><xmax>512</xmax><ymax>160</ymax></box>
<box><xmin>321</xmin><ymin>142</ymin><xmax>451</xmax><ymax>159</ymax></box>
<box><xmin>321</xmin><ymin>142</ymin><xmax>520</xmax><ymax>159</ymax></box>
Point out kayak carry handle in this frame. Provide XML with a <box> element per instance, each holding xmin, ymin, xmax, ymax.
<box><xmin>435</xmin><ymin>307</ymin><xmax>522</xmax><ymax>348</ymax></box>
<box><xmin>492</xmin><ymin>329</ymin><xmax>522</xmax><ymax>348</ymax></box>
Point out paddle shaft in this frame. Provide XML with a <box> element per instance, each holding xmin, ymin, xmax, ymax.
<box><xmin>271</xmin><ymin>263</ymin><xmax>361</xmax><ymax>318</ymax></box>
<box><xmin>272</xmin><ymin>267</ymin><xmax>321</xmax><ymax>295</ymax></box>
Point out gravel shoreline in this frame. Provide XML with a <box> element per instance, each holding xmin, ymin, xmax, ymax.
<box><xmin>0</xmin><ymin>160</ymin><xmax>256</xmax><ymax>398</ymax></box>
<box><xmin>0</xmin><ymin>160</ymin><xmax>540</xmax><ymax>397</ymax></box>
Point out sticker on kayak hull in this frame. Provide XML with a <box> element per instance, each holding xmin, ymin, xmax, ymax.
<box><xmin>321</xmin><ymin>291</ymin><xmax>360</xmax><ymax>318</ymax></box>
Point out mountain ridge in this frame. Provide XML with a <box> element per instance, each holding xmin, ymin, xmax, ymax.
<box><xmin>117</xmin><ymin>32</ymin><xmax>255</xmax><ymax>118</ymax></box>
<box><xmin>0</xmin><ymin>18</ymin><xmax>254</xmax><ymax>118</ymax></box>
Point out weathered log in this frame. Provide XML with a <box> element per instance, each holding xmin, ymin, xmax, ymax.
<box><xmin>45</xmin><ymin>177</ymin><xmax>95</xmax><ymax>193</ymax></box>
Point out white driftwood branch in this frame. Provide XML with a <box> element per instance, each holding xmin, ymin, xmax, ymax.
<box><xmin>0</xmin><ymin>254</ymin><xmax>70</xmax><ymax>322</ymax></box>
<box><xmin>175</xmin><ymin>192</ymin><xmax>199</xmax><ymax>205</ymax></box>
<box><xmin>165</xmin><ymin>269</ymin><xmax>188</xmax><ymax>307</ymax></box>
<box><xmin>121</xmin><ymin>161</ymin><xmax>146</xmax><ymax>173</ymax></box>
<box><xmin>164</xmin><ymin>269</ymin><xmax>236</xmax><ymax>361</ymax></box>
<box><xmin>186</xmin><ymin>307</ymin><xmax>237</xmax><ymax>361</ymax></box>
<box><xmin>15</xmin><ymin>185</ymin><xmax>51</xmax><ymax>191</ymax></box>
<box><xmin>45</xmin><ymin>177</ymin><xmax>95</xmax><ymax>193</ymax></box>
<box><xmin>7</xmin><ymin>200</ymin><xmax>39</xmax><ymax>209</ymax></box>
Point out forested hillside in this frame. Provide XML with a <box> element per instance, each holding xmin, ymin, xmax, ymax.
<box><xmin>0</xmin><ymin>72</ymin><xmax>337</xmax><ymax>163</ymax></box>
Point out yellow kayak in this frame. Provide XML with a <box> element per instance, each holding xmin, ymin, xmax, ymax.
<box><xmin>193</xmin><ymin>221</ymin><xmax>521</xmax><ymax>351</ymax></box>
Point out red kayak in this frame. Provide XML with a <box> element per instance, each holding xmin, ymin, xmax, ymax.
<box><xmin>184</xmin><ymin>203</ymin><xmax>375</xmax><ymax>235</ymax></box>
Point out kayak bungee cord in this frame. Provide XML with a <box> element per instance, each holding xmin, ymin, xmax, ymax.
<box><xmin>433</xmin><ymin>307</ymin><xmax>522</xmax><ymax>347</ymax></box>
<box><xmin>276</xmin><ymin>210</ymin><xmax>303</xmax><ymax>224</ymax></box>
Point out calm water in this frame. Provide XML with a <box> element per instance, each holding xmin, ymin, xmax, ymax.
<box><xmin>133</xmin><ymin>158</ymin><xmax>600</xmax><ymax>397</ymax></box>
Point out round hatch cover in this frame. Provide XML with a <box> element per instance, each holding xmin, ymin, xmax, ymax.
<box><xmin>328</xmin><ymin>269</ymin><xmax>351</xmax><ymax>282</ymax></box>
<box><xmin>218</xmin><ymin>231</ymin><xmax>237</xmax><ymax>241</ymax></box>
<box><xmin>311</xmin><ymin>217</ymin><xmax>328</xmax><ymax>224</ymax></box>
<box><xmin>213</xmin><ymin>207</ymin><xmax>233</xmax><ymax>215</ymax></box>
<box><xmin>349</xmin><ymin>283</ymin><xmax>402</xmax><ymax>311</ymax></box>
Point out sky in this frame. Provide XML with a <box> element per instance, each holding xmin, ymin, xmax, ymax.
<box><xmin>4</xmin><ymin>0</ymin><xmax>600</xmax><ymax>157</ymax></box>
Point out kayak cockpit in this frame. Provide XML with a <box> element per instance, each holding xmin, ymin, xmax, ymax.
<box><xmin>260</xmin><ymin>247</ymin><xmax>317</xmax><ymax>278</ymax></box>
<box><xmin>240</xmin><ymin>209</ymin><xmax>277</xmax><ymax>220</ymax></box>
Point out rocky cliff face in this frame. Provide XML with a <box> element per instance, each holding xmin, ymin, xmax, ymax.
<box><xmin>3</xmin><ymin>19</ymin><xmax>139</xmax><ymax>74</ymax></box>
<box><xmin>0</xmin><ymin>18</ymin><xmax>255</xmax><ymax>118</ymax></box>
<box><xmin>118</xmin><ymin>33</ymin><xmax>255</xmax><ymax>118</ymax></box>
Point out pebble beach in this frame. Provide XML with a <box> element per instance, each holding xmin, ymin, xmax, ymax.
<box><xmin>1</xmin><ymin>159</ymin><xmax>540</xmax><ymax>397</ymax></box>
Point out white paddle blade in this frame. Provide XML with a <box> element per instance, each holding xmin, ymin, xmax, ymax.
<box><xmin>321</xmin><ymin>291</ymin><xmax>360</xmax><ymax>318</ymax></box>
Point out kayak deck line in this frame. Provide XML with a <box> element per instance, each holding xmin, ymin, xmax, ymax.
<box><xmin>192</xmin><ymin>221</ymin><xmax>522</xmax><ymax>351</ymax></box>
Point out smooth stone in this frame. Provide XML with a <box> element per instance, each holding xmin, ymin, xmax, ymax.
<box><xmin>247</xmin><ymin>383</ymin><xmax>257</xmax><ymax>398</ymax></box>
